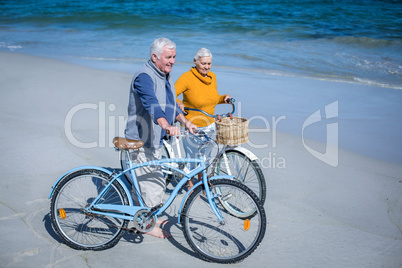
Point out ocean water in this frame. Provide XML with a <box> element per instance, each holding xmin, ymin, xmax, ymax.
<box><xmin>1</xmin><ymin>0</ymin><xmax>401</xmax><ymax>89</ymax></box>
<box><xmin>1</xmin><ymin>1</ymin><xmax>402</xmax><ymax>164</ymax></box>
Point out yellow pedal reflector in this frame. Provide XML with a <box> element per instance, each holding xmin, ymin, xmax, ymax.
<box><xmin>244</xmin><ymin>219</ymin><xmax>250</xmax><ymax>231</ymax></box>
<box><xmin>59</xmin><ymin>208</ymin><xmax>66</xmax><ymax>219</ymax></box>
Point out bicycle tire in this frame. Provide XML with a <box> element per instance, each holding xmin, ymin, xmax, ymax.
<box><xmin>50</xmin><ymin>169</ymin><xmax>129</xmax><ymax>250</ymax></box>
<box><xmin>215</xmin><ymin>150</ymin><xmax>266</xmax><ymax>204</ymax></box>
<box><xmin>180</xmin><ymin>179</ymin><xmax>266</xmax><ymax>263</ymax></box>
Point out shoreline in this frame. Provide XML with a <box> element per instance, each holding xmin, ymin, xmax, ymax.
<box><xmin>1</xmin><ymin>51</ymin><xmax>401</xmax><ymax>267</ymax></box>
<box><xmin>24</xmin><ymin>50</ymin><xmax>402</xmax><ymax>90</ymax></box>
<box><xmin>2</xmin><ymin>51</ymin><xmax>401</xmax><ymax>165</ymax></box>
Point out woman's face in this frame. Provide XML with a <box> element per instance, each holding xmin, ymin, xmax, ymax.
<box><xmin>194</xmin><ymin>56</ymin><xmax>212</xmax><ymax>77</ymax></box>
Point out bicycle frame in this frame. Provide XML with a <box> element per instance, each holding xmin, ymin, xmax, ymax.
<box><xmin>163</xmin><ymin>137</ymin><xmax>232</xmax><ymax>177</ymax></box>
<box><xmin>162</xmin><ymin>130</ymin><xmax>259</xmax><ymax>180</ymax></box>
<box><xmin>50</xmin><ymin>154</ymin><xmax>235</xmax><ymax>224</ymax></box>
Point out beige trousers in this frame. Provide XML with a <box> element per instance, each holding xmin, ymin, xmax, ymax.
<box><xmin>130</xmin><ymin>146</ymin><xmax>165</xmax><ymax>208</ymax></box>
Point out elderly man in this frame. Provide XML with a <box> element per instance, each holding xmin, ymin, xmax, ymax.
<box><xmin>125</xmin><ymin>37</ymin><xmax>196</xmax><ymax>238</ymax></box>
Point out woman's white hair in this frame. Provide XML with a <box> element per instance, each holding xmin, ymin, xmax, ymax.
<box><xmin>150</xmin><ymin>37</ymin><xmax>176</xmax><ymax>59</ymax></box>
<box><xmin>193</xmin><ymin>47</ymin><xmax>213</xmax><ymax>61</ymax></box>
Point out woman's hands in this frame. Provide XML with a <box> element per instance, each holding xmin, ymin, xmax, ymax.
<box><xmin>177</xmin><ymin>100</ymin><xmax>185</xmax><ymax>113</ymax></box>
<box><xmin>184</xmin><ymin>120</ymin><xmax>197</xmax><ymax>134</ymax></box>
<box><xmin>171</xmin><ymin>113</ymin><xmax>197</xmax><ymax>135</ymax></box>
<box><xmin>224</xmin><ymin>94</ymin><xmax>232</xmax><ymax>103</ymax></box>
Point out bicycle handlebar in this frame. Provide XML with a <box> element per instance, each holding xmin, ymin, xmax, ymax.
<box><xmin>170</xmin><ymin>130</ymin><xmax>213</xmax><ymax>150</ymax></box>
<box><xmin>183</xmin><ymin>98</ymin><xmax>236</xmax><ymax>119</ymax></box>
<box><xmin>174</xmin><ymin>129</ymin><xmax>209</xmax><ymax>140</ymax></box>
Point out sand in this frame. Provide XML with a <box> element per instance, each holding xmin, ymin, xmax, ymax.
<box><xmin>0</xmin><ymin>52</ymin><xmax>401</xmax><ymax>267</ymax></box>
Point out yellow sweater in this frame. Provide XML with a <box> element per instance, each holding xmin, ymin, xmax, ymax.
<box><xmin>175</xmin><ymin>67</ymin><xmax>226</xmax><ymax>127</ymax></box>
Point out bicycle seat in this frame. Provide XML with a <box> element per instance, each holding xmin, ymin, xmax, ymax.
<box><xmin>113</xmin><ymin>137</ymin><xmax>144</xmax><ymax>150</ymax></box>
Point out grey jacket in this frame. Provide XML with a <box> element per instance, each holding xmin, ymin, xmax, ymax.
<box><xmin>125</xmin><ymin>60</ymin><xmax>177</xmax><ymax>148</ymax></box>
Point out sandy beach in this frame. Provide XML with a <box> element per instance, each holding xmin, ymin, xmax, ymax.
<box><xmin>0</xmin><ymin>52</ymin><xmax>401</xmax><ymax>267</ymax></box>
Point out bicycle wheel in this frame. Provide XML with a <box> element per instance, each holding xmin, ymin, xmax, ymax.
<box><xmin>50</xmin><ymin>169</ymin><xmax>129</xmax><ymax>250</ymax></box>
<box><xmin>181</xmin><ymin>179</ymin><xmax>266</xmax><ymax>263</ymax></box>
<box><xmin>215</xmin><ymin>150</ymin><xmax>266</xmax><ymax>204</ymax></box>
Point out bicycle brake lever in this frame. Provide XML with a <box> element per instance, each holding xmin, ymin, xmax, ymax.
<box><xmin>190</xmin><ymin>130</ymin><xmax>210</xmax><ymax>143</ymax></box>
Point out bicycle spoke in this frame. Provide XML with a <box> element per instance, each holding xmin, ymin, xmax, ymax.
<box><xmin>181</xmin><ymin>179</ymin><xmax>266</xmax><ymax>263</ymax></box>
<box><xmin>50</xmin><ymin>169</ymin><xmax>129</xmax><ymax>250</ymax></box>
<box><xmin>215</xmin><ymin>151</ymin><xmax>266</xmax><ymax>204</ymax></box>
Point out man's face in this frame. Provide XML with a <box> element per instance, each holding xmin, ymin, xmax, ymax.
<box><xmin>152</xmin><ymin>46</ymin><xmax>176</xmax><ymax>74</ymax></box>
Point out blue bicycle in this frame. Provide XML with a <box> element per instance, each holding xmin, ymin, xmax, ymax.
<box><xmin>49</xmin><ymin>131</ymin><xmax>266</xmax><ymax>263</ymax></box>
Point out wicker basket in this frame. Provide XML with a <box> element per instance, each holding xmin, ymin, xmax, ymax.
<box><xmin>215</xmin><ymin>117</ymin><xmax>249</xmax><ymax>145</ymax></box>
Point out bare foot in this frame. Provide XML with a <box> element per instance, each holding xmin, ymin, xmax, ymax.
<box><xmin>146</xmin><ymin>226</ymin><xmax>171</xmax><ymax>239</ymax></box>
<box><xmin>188</xmin><ymin>173</ymin><xmax>202</xmax><ymax>191</ymax></box>
<box><xmin>157</xmin><ymin>219</ymin><xmax>168</xmax><ymax>225</ymax></box>
<box><xmin>187</xmin><ymin>178</ymin><xmax>195</xmax><ymax>191</ymax></box>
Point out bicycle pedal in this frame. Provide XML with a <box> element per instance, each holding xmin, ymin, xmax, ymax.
<box><xmin>129</xmin><ymin>227</ymin><xmax>141</xmax><ymax>234</ymax></box>
<box><xmin>149</xmin><ymin>203</ymin><xmax>163</xmax><ymax>213</ymax></box>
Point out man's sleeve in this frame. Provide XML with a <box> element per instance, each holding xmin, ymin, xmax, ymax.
<box><xmin>175</xmin><ymin>102</ymin><xmax>183</xmax><ymax>118</ymax></box>
<box><xmin>134</xmin><ymin>73</ymin><xmax>166</xmax><ymax>124</ymax></box>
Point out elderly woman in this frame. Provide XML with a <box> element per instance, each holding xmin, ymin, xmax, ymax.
<box><xmin>175</xmin><ymin>48</ymin><xmax>231</xmax><ymax>189</ymax></box>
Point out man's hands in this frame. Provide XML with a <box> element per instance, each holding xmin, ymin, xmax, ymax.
<box><xmin>164</xmin><ymin>125</ymin><xmax>181</xmax><ymax>136</ymax></box>
<box><xmin>157</xmin><ymin>117</ymin><xmax>181</xmax><ymax>136</ymax></box>
<box><xmin>157</xmin><ymin>115</ymin><xmax>197</xmax><ymax>136</ymax></box>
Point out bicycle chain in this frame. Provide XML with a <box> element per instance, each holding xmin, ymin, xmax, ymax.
<box><xmin>82</xmin><ymin>203</ymin><xmax>163</xmax><ymax>235</ymax></box>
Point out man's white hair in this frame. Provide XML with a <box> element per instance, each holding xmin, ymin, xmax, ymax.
<box><xmin>150</xmin><ymin>37</ymin><xmax>176</xmax><ymax>59</ymax></box>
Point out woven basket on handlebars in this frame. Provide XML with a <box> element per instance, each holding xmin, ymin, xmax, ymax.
<box><xmin>215</xmin><ymin>117</ymin><xmax>249</xmax><ymax>145</ymax></box>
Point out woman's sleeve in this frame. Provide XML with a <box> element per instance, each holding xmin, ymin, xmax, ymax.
<box><xmin>218</xmin><ymin>94</ymin><xmax>226</xmax><ymax>104</ymax></box>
